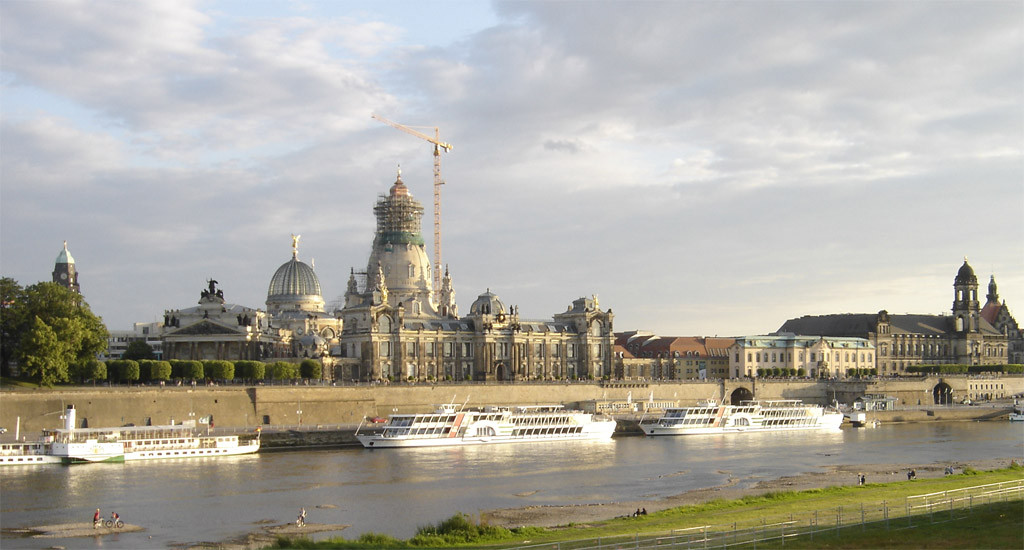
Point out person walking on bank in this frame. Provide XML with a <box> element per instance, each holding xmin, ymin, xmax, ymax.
<box><xmin>93</xmin><ymin>508</ymin><xmax>101</xmax><ymax>529</ymax></box>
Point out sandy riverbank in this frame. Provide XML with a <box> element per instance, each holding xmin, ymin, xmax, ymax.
<box><xmin>481</xmin><ymin>456</ymin><xmax>1022</xmax><ymax>529</ymax></box>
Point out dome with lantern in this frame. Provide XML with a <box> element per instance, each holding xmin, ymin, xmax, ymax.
<box><xmin>266</xmin><ymin>235</ymin><xmax>325</xmax><ymax>315</ymax></box>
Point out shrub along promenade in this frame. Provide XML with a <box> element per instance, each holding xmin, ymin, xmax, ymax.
<box><xmin>265</xmin><ymin>464</ymin><xmax>1024</xmax><ymax>549</ymax></box>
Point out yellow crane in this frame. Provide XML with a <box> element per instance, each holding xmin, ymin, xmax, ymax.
<box><xmin>371</xmin><ymin>114</ymin><xmax>454</xmax><ymax>303</ymax></box>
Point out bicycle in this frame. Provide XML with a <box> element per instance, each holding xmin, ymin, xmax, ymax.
<box><xmin>103</xmin><ymin>519</ymin><xmax>125</xmax><ymax>529</ymax></box>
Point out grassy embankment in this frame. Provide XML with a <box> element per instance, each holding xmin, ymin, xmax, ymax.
<box><xmin>0</xmin><ymin>377</ymin><xmax>41</xmax><ymax>389</ymax></box>
<box><xmin>267</xmin><ymin>464</ymin><xmax>1024</xmax><ymax>549</ymax></box>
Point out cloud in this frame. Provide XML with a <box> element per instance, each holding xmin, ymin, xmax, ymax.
<box><xmin>1</xmin><ymin>1</ymin><xmax>396</xmax><ymax>160</ymax></box>
<box><xmin>1</xmin><ymin>1</ymin><xmax>1021</xmax><ymax>336</ymax></box>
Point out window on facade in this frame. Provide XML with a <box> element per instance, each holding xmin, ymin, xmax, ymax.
<box><xmin>444</xmin><ymin>342</ymin><xmax>454</xmax><ymax>357</ymax></box>
<box><xmin>567</xmin><ymin>344</ymin><xmax>576</xmax><ymax>358</ymax></box>
<box><xmin>462</xmin><ymin>343</ymin><xmax>473</xmax><ymax>357</ymax></box>
<box><xmin>747</xmin><ymin>353</ymin><xmax>752</xmax><ymax>362</ymax></box>
<box><xmin>380</xmin><ymin>341</ymin><xmax>392</xmax><ymax>357</ymax></box>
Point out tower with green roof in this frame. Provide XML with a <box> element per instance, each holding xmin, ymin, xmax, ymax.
<box><xmin>52</xmin><ymin>241</ymin><xmax>80</xmax><ymax>294</ymax></box>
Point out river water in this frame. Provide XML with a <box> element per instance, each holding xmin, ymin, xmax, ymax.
<box><xmin>1</xmin><ymin>422</ymin><xmax>1021</xmax><ymax>549</ymax></box>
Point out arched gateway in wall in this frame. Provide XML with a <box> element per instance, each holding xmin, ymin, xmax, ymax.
<box><xmin>730</xmin><ymin>387</ymin><xmax>753</xmax><ymax>404</ymax></box>
<box><xmin>933</xmin><ymin>382</ymin><xmax>953</xmax><ymax>405</ymax></box>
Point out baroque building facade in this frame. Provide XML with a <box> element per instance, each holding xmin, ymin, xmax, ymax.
<box><xmin>334</xmin><ymin>170</ymin><xmax>614</xmax><ymax>383</ymax></box>
<box><xmin>158</xmin><ymin>238</ymin><xmax>342</xmax><ymax>365</ymax></box>
<box><xmin>160</xmin><ymin>279</ymin><xmax>282</xmax><ymax>361</ymax></box>
<box><xmin>777</xmin><ymin>260</ymin><xmax>1015</xmax><ymax>374</ymax></box>
<box><xmin>728</xmin><ymin>334</ymin><xmax>875</xmax><ymax>379</ymax></box>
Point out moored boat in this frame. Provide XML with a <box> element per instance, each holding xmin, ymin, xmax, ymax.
<box><xmin>1010</xmin><ymin>403</ymin><xmax>1024</xmax><ymax>422</ymax></box>
<box><xmin>0</xmin><ymin>441</ymin><xmax>62</xmax><ymax>466</ymax></box>
<box><xmin>641</xmin><ymin>399</ymin><xmax>843</xmax><ymax>436</ymax></box>
<box><xmin>356</xmin><ymin>403</ymin><xmax>616</xmax><ymax>448</ymax></box>
<box><xmin>6</xmin><ymin>405</ymin><xmax>260</xmax><ymax>465</ymax></box>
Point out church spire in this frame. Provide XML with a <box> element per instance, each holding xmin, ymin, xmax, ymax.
<box><xmin>987</xmin><ymin>275</ymin><xmax>999</xmax><ymax>304</ymax></box>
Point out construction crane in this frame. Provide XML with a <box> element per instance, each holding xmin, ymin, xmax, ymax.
<box><xmin>371</xmin><ymin>114</ymin><xmax>453</xmax><ymax>303</ymax></box>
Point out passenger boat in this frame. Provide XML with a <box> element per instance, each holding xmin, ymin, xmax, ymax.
<box><xmin>356</xmin><ymin>403</ymin><xmax>616</xmax><ymax>448</ymax></box>
<box><xmin>641</xmin><ymin>399</ymin><xmax>843</xmax><ymax>436</ymax></box>
<box><xmin>2</xmin><ymin>405</ymin><xmax>260</xmax><ymax>465</ymax></box>
<box><xmin>0</xmin><ymin>441</ymin><xmax>62</xmax><ymax>466</ymax></box>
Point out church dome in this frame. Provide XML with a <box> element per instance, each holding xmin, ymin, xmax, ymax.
<box><xmin>469</xmin><ymin>289</ymin><xmax>506</xmax><ymax>316</ymax></box>
<box><xmin>268</xmin><ymin>258</ymin><xmax>322</xmax><ymax>299</ymax></box>
<box><xmin>955</xmin><ymin>259</ymin><xmax>977</xmax><ymax>285</ymax></box>
<box><xmin>267</xmin><ymin>236</ymin><xmax>325</xmax><ymax>314</ymax></box>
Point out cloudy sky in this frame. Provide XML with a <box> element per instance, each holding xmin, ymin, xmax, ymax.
<box><xmin>2</xmin><ymin>0</ymin><xmax>1022</xmax><ymax>337</ymax></box>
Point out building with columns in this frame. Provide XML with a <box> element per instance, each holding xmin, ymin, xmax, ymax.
<box><xmin>160</xmin><ymin>279</ymin><xmax>282</xmax><ymax>362</ymax></box>
<box><xmin>334</xmin><ymin>169</ymin><xmax>614</xmax><ymax>382</ymax></box>
<box><xmin>158</xmin><ymin>237</ymin><xmax>342</xmax><ymax>365</ymax></box>
<box><xmin>728</xmin><ymin>334</ymin><xmax>875</xmax><ymax>379</ymax></box>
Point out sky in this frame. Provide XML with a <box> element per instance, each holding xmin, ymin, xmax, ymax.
<box><xmin>1</xmin><ymin>0</ymin><xmax>1022</xmax><ymax>337</ymax></box>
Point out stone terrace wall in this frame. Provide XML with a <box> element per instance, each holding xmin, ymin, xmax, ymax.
<box><xmin>2</xmin><ymin>376</ymin><xmax>1020</xmax><ymax>435</ymax></box>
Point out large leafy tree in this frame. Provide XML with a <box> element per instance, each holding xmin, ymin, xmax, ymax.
<box><xmin>0</xmin><ymin>277</ymin><xmax>26</xmax><ymax>377</ymax></box>
<box><xmin>123</xmin><ymin>341</ymin><xmax>155</xmax><ymax>361</ymax></box>
<box><xmin>17</xmin><ymin>316</ymin><xmax>66</xmax><ymax>386</ymax></box>
<box><xmin>1</xmin><ymin>279</ymin><xmax>108</xmax><ymax>384</ymax></box>
<box><xmin>300</xmin><ymin>358</ymin><xmax>322</xmax><ymax>380</ymax></box>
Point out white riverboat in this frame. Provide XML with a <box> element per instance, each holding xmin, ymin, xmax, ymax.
<box><xmin>3</xmin><ymin>405</ymin><xmax>260</xmax><ymax>465</ymax></box>
<box><xmin>356</xmin><ymin>403</ymin><xmax>616</xmax><ymax>448</ymax></box>
<box><xmin>0</xmin><ymin>441</ymin><xmax>62</xmax><ymax>466</ymax></box>
<box><xmin>641</xmin><ymin>399</ymin><xmax>843</xmax><ymax>436</ymax></box>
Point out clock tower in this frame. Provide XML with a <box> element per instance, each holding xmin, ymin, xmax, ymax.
<box><xmin>52</xmin><ymin>241</ymin><xmax>81</xmax><ymax>294</ymax></box>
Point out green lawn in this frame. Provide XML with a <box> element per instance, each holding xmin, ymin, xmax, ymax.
<box><xmin>267</xmin><ymin>465</ymin><xmax>1024</xmax><ymax>549</ymax></box>
<box><xmin>754</xmin><ymin>499</ymin><xmax>1023</xmax><ymax>549</ymax></box>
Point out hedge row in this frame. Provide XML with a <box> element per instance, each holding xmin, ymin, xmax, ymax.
<box><xmin>102</xmin><ymin>358</ymin><xmax>324</xmax><ymax>383</ymax></box>
<box><xmin>905</xmin><ymin>364</ymin><xmax>1024</xmax><ymax>375</ymax></box>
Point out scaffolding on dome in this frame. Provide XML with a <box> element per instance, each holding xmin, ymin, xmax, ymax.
<box><xmin>374</xmin><ymin>191</ymin><xmax>426</xmax><ymax>247</ymax></box>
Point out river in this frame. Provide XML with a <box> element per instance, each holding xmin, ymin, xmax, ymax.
<box><xmin>1</xmin><ymin>421</ymin><xmax>1021</xmax><ymax>549</ymax></box>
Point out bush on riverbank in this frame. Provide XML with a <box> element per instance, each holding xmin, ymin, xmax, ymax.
<box><xmin>267</xmin><ymin>512</ymin><xmax>543</xmax><ymax>548</ymax></box>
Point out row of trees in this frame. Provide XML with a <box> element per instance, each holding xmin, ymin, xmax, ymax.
<box><xmin>756</xmin><ymin>368</ymin><xmax>807</xmax><ymax>377</ymax></box>
<box><xmin>1</xmin><ymin>279</ymin><xmax>109</xmax><ymax>386</ymax></box>
<box><xmin>905</xmin><ymin>364</ymin><xmax>1024</xmax><ymax>375</ymax></box>
<box><xmin>97</xmin><ymin>358</ymin><xmax>323</xmax><ymax>385</ymax></box>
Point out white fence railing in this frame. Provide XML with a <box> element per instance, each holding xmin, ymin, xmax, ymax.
<box><xmin>508</xmin><ymin>479</ymin><xmax>1024</xmax><ymax>550</ymax></box>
